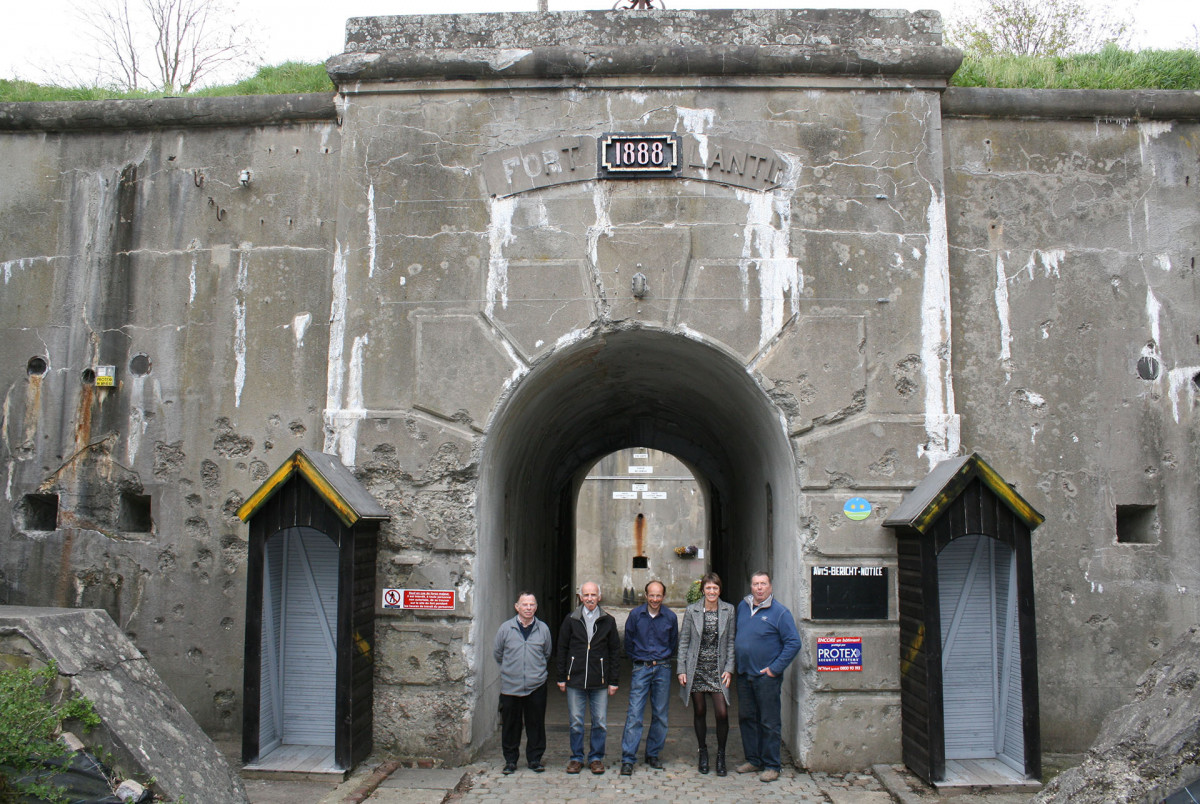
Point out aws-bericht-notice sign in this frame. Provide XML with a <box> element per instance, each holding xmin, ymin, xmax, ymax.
<box><xmin>810</xmin><ymin>566</ymin><xmax>887</xmax><ymax>620</ymax></box>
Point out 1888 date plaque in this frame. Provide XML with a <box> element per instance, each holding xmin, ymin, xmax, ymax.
<box><xmin>599</xmin><ymin>133</ymin><xmax>680</xmax><ymax>177</ymax></box>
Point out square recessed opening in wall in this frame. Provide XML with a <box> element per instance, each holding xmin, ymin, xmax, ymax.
<box><xmin>1116</xmin><ymin>504</ymin><xmax>1159</xmax><ymax>544</ymax></box>
<box><xmin>21</xmin><ymin>493</ymin><xmax>59</xmax><ymax>531</ymax></box>
<box><xmin>118</xmin><ymin>492</ymin><xmax>153</xmax><ymax>533</ymax></box>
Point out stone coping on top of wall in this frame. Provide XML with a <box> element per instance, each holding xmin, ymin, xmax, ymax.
<box><xmin>4</xmin><ymin>85</ymin><xmax>1199</xmax><ymax>135</ymax></box>
<box><xmin>327</xmin><ymin>8</ymin><xmax>963</xmax><ymax>83</ymax></box>
<box><xmin>943</xmin><ymin>87</ymin><xmax>1200</xmax><ymax>120</ymax></box>
<box><xmin>0</xmin><ymin>92</ymin><xmax>338</xmax><ymax>132</ymax></box>
<box><xmin>344</xmin><ymin>9</ymin><xmax>946</xmax><ymax>50</ymax></box>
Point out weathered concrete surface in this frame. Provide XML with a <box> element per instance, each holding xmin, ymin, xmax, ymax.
<box><xmin>944</xmin><ymin>86</ymin><xmax>1200</xmax><ymax>119</ymax></box>
<box><xmin>0</xmin><ymin>6</ymin><xmax>1198</xmax><ymax>781</ymax></box>
<box><xmin>0</xmin><ymin>104</ymin><xmax>341</xmax><ymax>739</ymax></box>
<box><xmin>0</xmin><ymin>93</ymin><xmax>337</xmax><ymax>132</ymax></box>
<box><xmin>324</xmin><ymin>9</ymin><xmax>961</xmax><ymax>771</ymax></box>
<box><xmin>330</xmin><ymin>9</ymin><xmax>960</xmax><ymax>82</ymax></box>
<box><xmin>1035</xmin><ymin>626</ymin><xmax>1200</xmax><ymax>803</ymax></box>
<box><xmin>344</xmin><ymin>8</ymin><xmax>947</xmax><ymax>50</ymax></box>
<box><xmin>0</xmin><ymin>606</ymin><xmax>247</xmax><ymax>804</ymax></box>
<box><xmin>943</xmin><ymin>98</ymin><xmax>1200</xmax><ymax>751</ymax></box>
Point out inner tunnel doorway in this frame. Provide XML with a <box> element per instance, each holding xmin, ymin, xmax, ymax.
<box><xmin>475</xmin><ymin>327</ymin><xmax>798</xmax><ymax>745</ymax></box>
<box><xmin>575</xmin><ymin>448</ymin><xmax>708</xmax><ymax>609</ymax></box>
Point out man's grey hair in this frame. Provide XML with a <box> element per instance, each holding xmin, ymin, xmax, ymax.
<box><xmin>578</xmin><ymin>581</ymin><xmax>602</xmax><ymax>597</ymax></box>
<box><xmin>750</xmin><ymin>570</ymin><xmax>772</xmax><ymax>583</ymax></box>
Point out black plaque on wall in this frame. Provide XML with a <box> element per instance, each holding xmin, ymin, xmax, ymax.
<box><xmin>811</xmin><ymin>566</ymin><xmax>888</xmax><ymax>620</ymax></box>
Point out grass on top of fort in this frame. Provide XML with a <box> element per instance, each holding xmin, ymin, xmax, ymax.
<box><xmin>1</xmin><ymin>47</ymin><xmax>1199</xmax><ymax>103</ymax></box>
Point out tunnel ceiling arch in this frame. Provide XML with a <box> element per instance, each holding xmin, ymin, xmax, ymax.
<box><xmin>484</xmin><ymin>327</ymin><xmax>793</xmax><ymax>496</ymax></box>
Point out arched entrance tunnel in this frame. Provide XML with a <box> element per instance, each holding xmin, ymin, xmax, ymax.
<box><xmin>474</xmin><ymin>326</ymin><xmax>800</xmax><ymax>745</ymax></box>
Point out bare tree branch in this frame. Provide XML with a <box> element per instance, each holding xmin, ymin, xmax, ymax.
<box><xmin>78</xmin><ymin>0</ymin><xmax>255</xmax><ymax>93</ymax></box>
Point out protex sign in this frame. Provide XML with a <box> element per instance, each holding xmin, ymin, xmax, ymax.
<box><xmin>817</xmin><ymin>636</ymin><xmax>863</xmax><ymax>672</ymax></box>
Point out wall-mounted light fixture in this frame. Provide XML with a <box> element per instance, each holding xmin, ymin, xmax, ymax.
<box><xmin>631</xmin><ymin>265</ymin><xmax>648</xmax><ymax>299</ymax></box>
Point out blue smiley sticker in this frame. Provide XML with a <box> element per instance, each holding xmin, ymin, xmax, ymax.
<box><xmin>844</xmin><ymin>497</ymin><xmax>872</xmax><ymax>521</ymax></box>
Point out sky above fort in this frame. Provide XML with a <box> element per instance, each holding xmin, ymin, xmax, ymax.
<box><xmin>1</xmin><ymin>0</ymin><xmax>1197</xmax><ymax>87</ymax></box>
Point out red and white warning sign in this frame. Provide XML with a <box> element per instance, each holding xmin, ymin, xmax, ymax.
<box><xmin>382</xmin><ymin>588</ymin><xmax>456</xmax><ymax>610</ymax></box>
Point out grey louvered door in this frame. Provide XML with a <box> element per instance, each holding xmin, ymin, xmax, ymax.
<box><xmin>938</xmin><ymin>534</ymin><xmax>1023</xmax><ymax>768</ymax></box>
<box><xmin>260</xmin><ymin>527</ymin><xmax>339</xmax><ymax>748</ymax></box>
<box><xmin>259</xmin><ymin>534</ymin><xmax>285</xmax><ymax>753</ymax></box>
<box><xmin>996</xmin><ymin>557</ymin><xmax>1025</xmax><ymax>772</ymax></box>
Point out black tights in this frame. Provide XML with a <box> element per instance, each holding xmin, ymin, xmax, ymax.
<box><xmin>691</xmin><ymin>691</ymin><xmax>729</xmax><ymax>750</ymax></box>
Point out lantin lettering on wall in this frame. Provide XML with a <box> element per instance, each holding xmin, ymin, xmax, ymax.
<box><xmin>482</xmin><ymin>132</ymin><xmax>792</xmax><ymax>197</ymax></box>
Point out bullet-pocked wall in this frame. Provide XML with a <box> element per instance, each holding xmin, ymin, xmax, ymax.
<box><xmin>0</xmin><ymin>98</ymin><xmax>342</xmax><ymax>734</ymax></box>
<box><xmin>942</xmin><ymin>88</ymin><xmax>1200</xmax><ymax>751</ymax></box>
<box><xmin>2</xmin><ymin>8</ymin><xmax>1198</xmax><ymax>776</ymax></box>
<box><xmin>327</xmin><ymin>9</ymin><xmax>962</xmax><ymax>767</ymax></box>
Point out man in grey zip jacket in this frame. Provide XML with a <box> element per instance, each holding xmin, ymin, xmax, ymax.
<box><xmin>494</xmin><ymin>591</ymin><xmax>553</xmax><ymax>774</ymax></box>
<box><xmin>556</xmin><ymin>581</ymin><xmax>621</xmax><ymax>774</ymax></box>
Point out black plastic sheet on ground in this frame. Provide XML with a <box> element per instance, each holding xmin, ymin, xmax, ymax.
<box><xmin>5</xmin><ymin>749</ymin><xmax>153</xmax><ymax>803</ymax></box>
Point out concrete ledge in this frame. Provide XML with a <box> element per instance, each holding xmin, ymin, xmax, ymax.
<box><xmin>0</xmin><ymin>92</ymin><xmax>338</xmax><ymax>132</ymax></box>
<box><xmin>943</xmin><ymin>87</ymin><xmax>1200</xmax><ymax>120</ymax></box>
<box><xmin>327</xmin><ymin>45</ymin><xmax>962</xmax><ymax>83</ymax></box>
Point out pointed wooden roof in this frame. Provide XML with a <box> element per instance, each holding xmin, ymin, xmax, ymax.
<box><xmin>883</xmin><ymin>452</ymin><xmax>1043</xmax><ymax>535</ymax></box>
<box><xmin>236</xmin><ymin>448</ymin><xmax>389</xmax><ymax>528</ymax></box>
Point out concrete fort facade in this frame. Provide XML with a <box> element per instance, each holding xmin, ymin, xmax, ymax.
<box><xmin>0</xmin><ymin>8</ymin><xmax>1197</xmax><ymax>775</ymax></box>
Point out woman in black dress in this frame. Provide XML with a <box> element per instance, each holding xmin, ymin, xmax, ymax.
<box><xmin>676</xmin><ymin>572</ymin><xmax>736</xmax><ymax>775</ymax></box>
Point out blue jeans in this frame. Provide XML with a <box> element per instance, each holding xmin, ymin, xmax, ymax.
<box><xmin>566</xmin><ymin>686</ymin><xmax>609</xmax><ymax>762</ymax></box>
<box><xmin>620</xmin><ymin>662</ymin><xmax>671</xmax><ymax>764</ymax></box>
<box><xmin>737</xmin><ymin>672</ymin><xmax>783</xmax><ymax>771</ymax></box>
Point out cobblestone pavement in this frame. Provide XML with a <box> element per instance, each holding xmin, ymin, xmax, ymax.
<box><xmin>355</xmin><ymin>683</ymin><xmax>896</xmax><ymax>804</ymax></box>
<box><xmin>452</xmin><ymin>760</ymin><xmax>886</xmax><ymax>803</ymax></box>
<box><xmin>239</xmin><ymin>662</ymin><xmax>1047</xmax><ymax>804</ymax></box>
<box><xmin>435</xmin><ymin>687</ymin><xmax>892</xmax><ymax>804</ymax></box>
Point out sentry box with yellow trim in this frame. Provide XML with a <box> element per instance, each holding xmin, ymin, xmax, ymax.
<box><xmin>238</xmin><ymin>449</ymin><xmax>389</xmax><ymax>775</ymax></box>
<box><xmin>884</xmin><ymin>453</ymin><xmax>1044</xmax><ymax>789</ymax></box>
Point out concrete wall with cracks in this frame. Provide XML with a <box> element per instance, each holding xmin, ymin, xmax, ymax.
<box><xmin>0</xmin><ymin>7</ymin><xmax>1197</xmax><ymax>773</ymax></box>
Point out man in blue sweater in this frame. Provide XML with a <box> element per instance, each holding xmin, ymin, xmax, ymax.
<box><xmin>733</xmin><ymin>571</ymin><xmax>800</xmax><ymax>783</ymax></box>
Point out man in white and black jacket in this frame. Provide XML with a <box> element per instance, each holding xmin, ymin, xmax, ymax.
<box><xmin>556</xmin><ymin>581</ymin><xmax>621</xmax><ymax>775</ymax></box>
<box><xmin>493</xmin><ymin>591</ymin><xmax>553</xmax><ymax>775</ymax></box>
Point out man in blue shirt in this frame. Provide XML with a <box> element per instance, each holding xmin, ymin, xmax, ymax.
<box><xmin>734</xmin><ymin>571</ymin><xmax>800</xmax><ymax>783</ymax></box>
<box><xmin>618</xmin><ymin>580</ymin><xmax>678</xmax><ymax>776</ymax></box>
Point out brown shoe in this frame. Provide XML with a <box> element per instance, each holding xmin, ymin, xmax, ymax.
<box><xmin>566</xmin><ymin>760</ymin><xmax>584</xmax><ymax>774</ymax></box>
<box><xmin>589</xmin><ymin>760</ymin><xmax>605</xmax><ymax>774</ymax></box>
<box><xmin>736</xmin><ymin>762</ymin><xmax>762</xmax><ymax>774</ymax></box>
<box><xmin>759</xmin><ymin>768</ymin><xmax>780</xmax><ymax>783</ymax></box>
